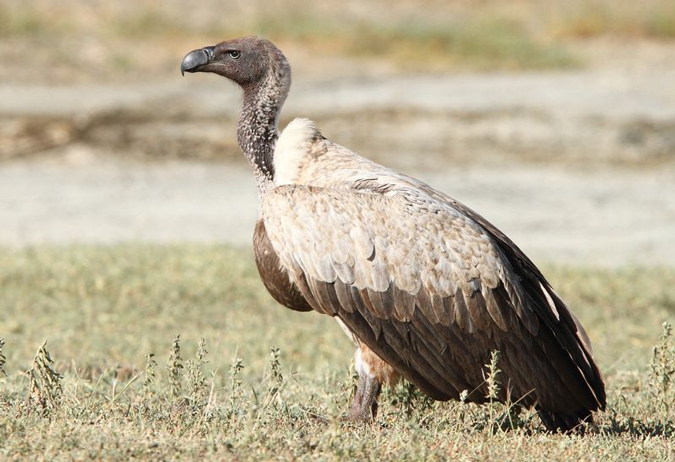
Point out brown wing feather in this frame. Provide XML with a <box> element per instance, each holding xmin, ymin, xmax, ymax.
<box><xmin>253</xmin><ymin>219</ymin><xmax>312</xmax><ymax>312</ymax></box>
<box><xmin>414</xmin><ymin>179</ymin><xmax>602</xmax><ymax>381</ymax></box>
<box><xmin>261</xmin><ymin>185</ymin><xmax>605</xmax><ymax>431</ymax></box>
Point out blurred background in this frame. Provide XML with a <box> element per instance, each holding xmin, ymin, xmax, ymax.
<box><xmin>1</xmin><ymin>0</ymin><xmax>674</xmax><ymax>265</ymax></box>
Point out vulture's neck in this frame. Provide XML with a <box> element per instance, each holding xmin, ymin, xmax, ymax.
<box><xmin>238</xmin><ymin>69</ymin><xmax>290</xmax><ymax>194</ymax></box>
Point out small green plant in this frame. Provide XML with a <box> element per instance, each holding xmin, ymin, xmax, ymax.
<box><xmin>185</xmin><ymin>338</ymin><xmax>209</xmax><ymax>407</ymax></box>
<box><xmin>390</xmin><ymin>380</ymin><xmax>434</xmax><ymax>419</ymax></box>
<box><xmin>228</xmin><ymin>352</ymin><xmax>245</xmax><ymax>415</ymax></box>
<box><xmin>484</xmin><ymin>350</ymin><xmax>502</xmax><ymax>433</ymax></box>
<box><xmin>142</xmin><ymin>353</ymin><xmax>157</xmax><ymax>400</ymax></box>
<box><xmin>479</xmin><ymin>350</ymin><xmax>528</xmax><ymax>431</ymax></box>
<box><xmin>0</xmin><ymin>338</ymin><xmax>6</xmax><ymax>378</ymax></box>
<box><xmin>263</xmin><ymin>347</ymin><xmax>284</xmax><ymax>410</ymax></box>
<box><xmin>454</xmin><ymin>389</ymin><xmax>471</xmax><ymax>431</ymax></box>
<box><xmin>650</xmin><ymin>322</ymin><xmax>675</xmax><ymax>415</ymax></box>
<box><xmin>167</xmin><ymin>335</ymin><xmax>184</xmax><ymax>400</ymax></box>
<box><xmin>485</xmin><ymin>350</ymin><xmax>501</xmax><ymax>402</ymax></box>
<box><xmin>25</xmin><ymin>341</ymin><xmax>62</xmax><ymax>416</ymax></box>
<box><xmin>268</xmin><ymin>347</ymin><xmax>283</xmax><ymax>387</ymax></box>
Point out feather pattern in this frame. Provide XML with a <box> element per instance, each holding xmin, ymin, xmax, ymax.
<box><xmin>262</xmin><ymin>135</ymin><xmax>606</xmax><ymax>428</ymax></box>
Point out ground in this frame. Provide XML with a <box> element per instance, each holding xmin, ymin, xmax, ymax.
<box><xmin>1</xmin><ymin>247</ymin><xmax>674</xmax><ymax>460</ymax></box>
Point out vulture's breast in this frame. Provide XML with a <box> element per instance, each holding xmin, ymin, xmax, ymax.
<box><xmin>253</xmin><ymin>219</ymin><xmax>313</xmax><ymax>312</ymax></box>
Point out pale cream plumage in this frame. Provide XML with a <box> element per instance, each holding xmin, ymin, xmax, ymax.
<box><xmin>266</xmin><ymin>118</ymin><xmax>603</xmax><ymax>427</ymax></box>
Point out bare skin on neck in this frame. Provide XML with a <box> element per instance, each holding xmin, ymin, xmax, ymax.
<box><xmin>238</xmin><ymin>69</ymin><xmax>289</xmax><ymax>195</ymax></box>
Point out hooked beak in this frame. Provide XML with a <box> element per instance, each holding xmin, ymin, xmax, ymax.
<box><xmin>180</xmin><ymin>46</ymin><xmax>215</xmax><ymax>76</ymax></box>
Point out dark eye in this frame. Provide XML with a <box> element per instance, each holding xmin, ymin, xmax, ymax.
<box><xmin>227</xmin><ymin>50</ymin><xmax>241</xmax><ymax>59</ymax></box>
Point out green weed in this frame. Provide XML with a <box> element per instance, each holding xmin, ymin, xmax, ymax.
<box><xmin>649</xmin><ymin>322</ymin><xmax>675</xmax><ymax>416</ymax></box>
<box><xmin>24</xmin><ymin>341</ymin><xmax>62</xmax><ymax>416</ymax></box>
<box><xmin>185</xmin><ymin>337</ymin><xmax>209</xmax><ymax>408</ymax></box>
<box><xmin>142</xmin><ymin>352</ymin><xmax>157</xmax><ymax>400</ymax></box>
<box><xmin>0</xmin><ymin>339</ymin><xmax>6</xmax><ymax>378</ymax></box>
<box><xmin>166</xmin><ymin>334</ymin><xmax>184</xmax><ymax>400</ymax></box>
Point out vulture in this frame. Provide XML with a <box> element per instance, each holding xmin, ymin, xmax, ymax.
<box><xmin>181</xmin><ymin>36</ymin><xmax>605</xmax><ymax>432</ymax></box>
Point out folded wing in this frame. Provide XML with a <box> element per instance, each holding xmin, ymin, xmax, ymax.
<box><xmin>262</xmin><ymin>184</ymin><xmax>605</xmax><ymax>429</ymax></box>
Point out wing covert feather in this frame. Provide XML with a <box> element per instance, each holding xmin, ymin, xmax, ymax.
<box><xmin>261</xmin><ymin>184</ymin><xmax>604</xmax><ymax>418</ymax></box>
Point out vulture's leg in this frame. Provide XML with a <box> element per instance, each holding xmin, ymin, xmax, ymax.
<box><xmin>348</xmin><ymin>368</ymin><xmax>382</xmax><ymax>421</ymax></box>
<box><xmin>346</xmin><ymin>344</ymin><xmax>400</xmax><ymax>422</ymax></box>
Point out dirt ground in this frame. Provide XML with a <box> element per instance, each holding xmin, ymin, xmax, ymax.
<box><xmin>1</xmin><ymin>41</ymin><xmax>673</xmax><ymax>266</ymax></box>
<box><xmin>1</xmin><ymin>155</ymin><xmax>673</xmax><ymax>267</ymax></box>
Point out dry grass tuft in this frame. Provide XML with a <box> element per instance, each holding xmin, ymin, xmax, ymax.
<box><xmin>24</xmin><ymin>341</ymin><xmax>63</xmax><ymax>416</ymax></box>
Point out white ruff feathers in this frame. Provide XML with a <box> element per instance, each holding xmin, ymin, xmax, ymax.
<box><xmin>354</xmin><ymin>346</ymin><xmax>372</xmax><ymax>377</ymax></box>
<box><xmin>274</xmin><ymin>118</ymin><xmax>320</xmax><ymax>185</ymax></box>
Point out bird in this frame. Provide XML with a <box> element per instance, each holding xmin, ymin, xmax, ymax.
<box><xmin>180</xmin><ymin>36</ymin><xmax>605</xmax><ymax>432</ymax></box>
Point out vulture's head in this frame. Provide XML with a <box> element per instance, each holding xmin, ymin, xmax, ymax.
<box><xmin>180</xmin><ymin>36</ymin><xmax>289</xmax><ymax>89</ymax></box>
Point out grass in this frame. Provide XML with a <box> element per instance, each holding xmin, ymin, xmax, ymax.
<box><xmin>1</xmin><ymin>245</ymin><xmax>675</xmax><ymax>459</ymax></box>
<box><xmin>245</xmin><ymin>13</ymin><xmax>577</xmax><ymax>71</ymax></box>
<box><xmin>3</xmin><ymin>0</ymin><xmax>675</xmax><ymax>83</ymax></box>
<box><xmin>0</xmin><ymin>3</ymin><xmax>578</xmax><ymax>73</ymax></box>
<box><xmin>550</xmin><ymin>0</ymin><xmax>675</xmax><ymax>39</ymax></box>
<box><xmin>0</xmin><ymin>5</ymin><xmax>52</xmax><ymax>37</ymax></box>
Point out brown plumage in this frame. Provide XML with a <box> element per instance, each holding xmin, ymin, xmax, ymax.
<box><xmin>181</xmin><ymin>36</ymin><xmax>606</xmax><ymax>432</ymax></box>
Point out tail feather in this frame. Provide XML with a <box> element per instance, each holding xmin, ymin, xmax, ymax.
<box><xmin>537</xmin><ymin>407</ymin><xmax>594</xmax><ymax>433</ymax></box>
